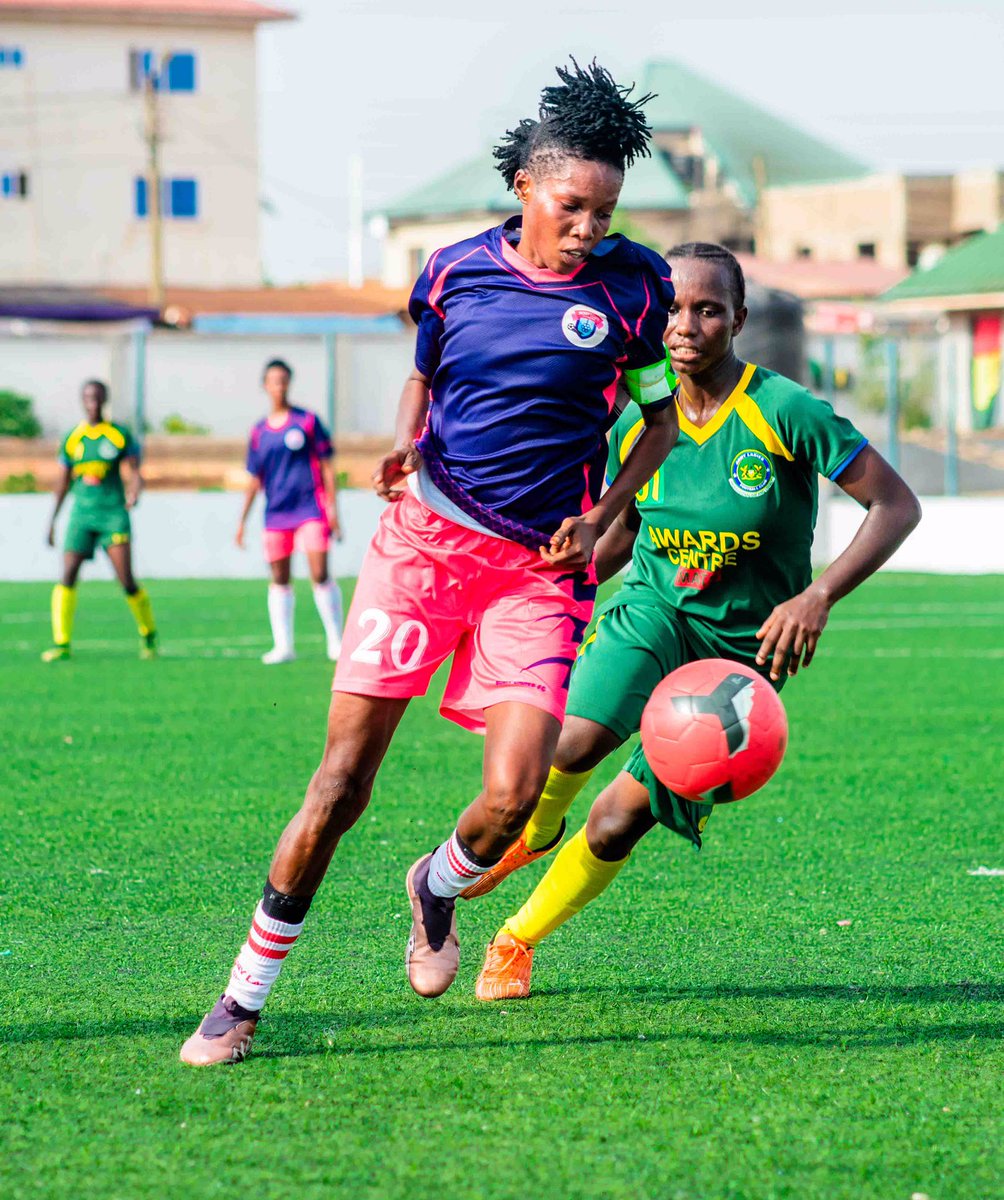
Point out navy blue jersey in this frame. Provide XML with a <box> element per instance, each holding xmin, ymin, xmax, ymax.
<box><xmin>246</xmin><ymin>406</ymin><xmax>333</xmax><ymax>531</ymax></box>
<box><xmin>409</xmin><ymin>216</ymin><xmax>674</xmax><ymax>548</ymax></box>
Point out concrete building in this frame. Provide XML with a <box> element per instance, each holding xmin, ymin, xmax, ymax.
<box><xmin>375</xmin><ymin>59</ymin><xmax>1004</xmax><ymax>285</ymax></box>
<box><xmin>0</xmin><ymin>0</ymin><xmax>291</xmax><ymax>289</ymax></box>
<box><xmin>759</xmin><ymin>170</ymin><xmax>1004</xmax><ymax>269</ymax></box>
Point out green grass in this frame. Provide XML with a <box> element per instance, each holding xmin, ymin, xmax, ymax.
<box><xmin>2</xmin><ymin>574</ymin><xmax>1002</xmax><ymax>1200</ymax></box>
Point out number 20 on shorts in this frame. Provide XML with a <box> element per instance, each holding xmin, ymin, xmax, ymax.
<box><xmin>350</xmin><ymin>608</ymin><xmax>430</xmax><ymax>672</ymax></box>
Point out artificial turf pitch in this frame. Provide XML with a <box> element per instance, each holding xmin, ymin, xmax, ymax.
<box><xmin>1</xmin><ymin>574</ymin><xmax>1001</xmax><ymax>1200</ymax></box>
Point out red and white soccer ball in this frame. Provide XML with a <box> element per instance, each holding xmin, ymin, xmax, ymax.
<box><xmin>640</xmin><ymin>659</ymin><xmax>788</xmax><ymax>804</ymax></box>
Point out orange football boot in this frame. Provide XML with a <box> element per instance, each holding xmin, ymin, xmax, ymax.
<box><xmin>459</xmin><ymin>820</ymin><xmax>565</xmax><ymax>900</ymax></box>
<box><xmin>475</xmin><ymin>931</ymin><xmax>535</xmax><ymax>1001</ymax></box>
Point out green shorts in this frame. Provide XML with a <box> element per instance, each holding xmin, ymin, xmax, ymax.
<box><xmin>567</xmin><ymin>596</ymin><xmax>775</xmax><ymax>848</ymax></box>
<box><xmin>65</xmin><ymin>507</ymin><xmax>131</xmax><ymax>559</ymax></box>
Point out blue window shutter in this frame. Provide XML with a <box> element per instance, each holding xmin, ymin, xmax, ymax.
<box><xmin>167</xmin><ymin>52</ymin><xmax>195</xmax><ymax>93</ymax></box>
<box><xmin>12</xmin><ymin>47</ymin><xmax>23</xmax><ymax>67</ymax></box>
<box><xmin>135</xmin><ymin>176</ymin><xmax>148</xmax><ymax>218</ymax></box>
<box><xmin>169</xmin><ymin>178</ymin><xmax>198</xmax><ymax>219</ymax></box>
<box><xmin>0</xmin><ymin>48</ymin><xmax>6</xmax><ymax>66</ymax></box>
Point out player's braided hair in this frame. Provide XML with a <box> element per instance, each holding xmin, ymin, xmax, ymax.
<box><xmin>666</xmin><ymin>242</ymin><xmax>747</xmax><ymax>309</ymax></box>
<box><xmin>494</xmin><ymin>58</ymin><xmax>654</xmax><ymax>190</ymax></box>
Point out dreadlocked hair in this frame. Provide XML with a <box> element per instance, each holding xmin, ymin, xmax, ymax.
<box><xmin>667</xmin><ymin>242</ymin><xmax>747</xmax><ymax>309</ymax></box>
<box><xmin>493</xmin><ymin>58</ymin><xmax>654</xmax><ymax>191</ymax></box>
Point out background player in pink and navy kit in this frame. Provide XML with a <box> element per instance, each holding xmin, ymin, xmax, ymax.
<box><xmin>181</xmin><ymin>60</ymin><xmax>678</xmax><ymax>1065</ymax></box>
<box><xmin>238</xmin><ymin>359</ymin><xmax>343</xmax><ymax>664</ymax></box>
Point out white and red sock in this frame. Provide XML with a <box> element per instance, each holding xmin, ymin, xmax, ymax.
<box><xmin>227</xmin><ymin>901</ymin><xmax>305</xmax><ymax>1012</ymax></box>
<box><xmin>426</xmin><ymin>830</ymin><xmax>498</xmax><ymax>899</ymax></box>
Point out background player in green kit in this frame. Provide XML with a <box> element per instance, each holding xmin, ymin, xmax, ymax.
<box><xmin>470</xmin><ymin>242</ymin><xmax>922</xmax><ymax>1000</ymax></box>
<box><xmin>43</xmin><ymin>379</ymin><xmax>158</xmax><ymax>661</ymax></box>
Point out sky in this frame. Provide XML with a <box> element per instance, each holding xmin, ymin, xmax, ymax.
<box><xmin>255</xmin><ymin>0</ymin><xmax>1004</xmax><ymax>283</ymax></box>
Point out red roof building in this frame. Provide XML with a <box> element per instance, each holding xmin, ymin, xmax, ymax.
<box><xmin>0</xmin><ymin>1</ymin><xmax>293</xmax><ymax>23</ymax></box>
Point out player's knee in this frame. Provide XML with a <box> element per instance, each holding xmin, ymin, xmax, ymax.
<box><xmin>482</xmin><ymin>765</ymin><xmax>550</xmax><ymax>835</ymax></box>
<box><xmin>586</xmin><ymin>787</ymin><xmax>650</xmax><ymax>861</ymax></box>
<box><xmin>554</xmin><ymin>724</ymin><xmax>617</xmax><ymax>775</ymax></box>
<box><xmin>304</xmin><ymin>766</ymin><xmax>369</xmax><ymax>835</ymax></box>
<box><xmin>586</xmin><ymin>805</ymin><xmax>635</xmax><ymax>861</ymax></box>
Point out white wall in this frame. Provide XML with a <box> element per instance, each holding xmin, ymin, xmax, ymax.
<box><xmin>2</xmin><ymin>493</ymin><xmax>1001</xmax><ymax>582</ymax></box>
<box><xmin>826</xmin><ymin>495</ymin><xmax>1003</xmax><ymax>574</ymax></box>
<box><xmin>0</xmin><ymin>327</ymin><xmax>415</xmax><ymax>437</ymax></box>
<box><xmin>0</xmin><ymin>19</ymin><xmax>261</xmax><ymax>286</ymax></box>
<box><xmin>0</xmin><ymin>489</ymin><xmax>385</xmax><ymax>582</ymax></box>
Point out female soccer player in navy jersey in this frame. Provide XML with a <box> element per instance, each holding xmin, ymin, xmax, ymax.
<box><xmin>238</xmin><ymin>359</ymin><xmax>343</xmax><ymax>664</ymax></box>
<box><xmin>182</xmin><ymin>60</ymin><xmax>679</xmax><ymax>1065</ymax></box>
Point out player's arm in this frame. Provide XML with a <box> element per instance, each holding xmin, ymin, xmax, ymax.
<box><xmin>756</xmin><ymin>445</ymin><xmax>921</xmax><ymax>681</ymax></box>
<box><xmin>236</xmin><ymin>475</ymin><xmax>261</xmax><ymax>549</ymax></box>
<box><xmin>372</xmin><ymin>369</ymin><xmax>429</xmax><ymax>502</ymax></box>
<box><xmin>593</xmin><ymin>501</ymin><xmax>641</xmax><ymax>584</ymax></box>
<box><xmin>320</xmin><ymin>457</ymin><xmax>341</xmax><ymax>540</ymax></box>
<box><xmin>123</xmin><ymin>454</ymin><xmax>142</xmax><ymax>510</ymax></box>
<box><xmin>46</xmin><ymin>464</ymin><xmax>72</xmax><ymax>547</ymax></box>
<box><xmin>542</xmin><ymin>402</ymin><xmax>678</xmax><ymax>568</ymax></box>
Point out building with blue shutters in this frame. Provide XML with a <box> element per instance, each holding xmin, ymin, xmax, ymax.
<box><xmin>0</xmin><ymin>0</ymin><xmax>292</xmax><ymax>288</ymax></box>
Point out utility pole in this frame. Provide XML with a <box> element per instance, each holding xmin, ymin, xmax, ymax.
<box><xmin>347</xmin><ymin>154</ymin><xmax>364</xmax><ymax>289</ymax></box>
<box><xmin>143</xmin><ymin>60</ymin><xmax>167</xmax><ymax>309</ymax></box>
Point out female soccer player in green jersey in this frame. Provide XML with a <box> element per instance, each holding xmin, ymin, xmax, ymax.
<box><xmin>471</xmin><ymin>242</ymin><xmax>922</xmax><ymax>1000</ymax></box>
<box><xmin>42</xmin><ymin>380</ymin><xmax>157</xmax><ymax>661</ymax></box>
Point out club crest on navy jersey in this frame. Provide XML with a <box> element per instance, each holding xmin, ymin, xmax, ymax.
<box><xmin>562</xmin><ymin>304</ymin><xmax>609</xmax><ymax>348</ymax></box>
<box><xmin>284</xmin><ymin>427</ymin><xmax>306</xmax><ymax>452</ymax></box>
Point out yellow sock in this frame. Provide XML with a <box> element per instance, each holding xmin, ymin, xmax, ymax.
<box><xmin>503</xmin><ymin>826</ymin><xmax>629</xmax><ymax>946</ymax></box>
<box><xmin>51</xmin><ymin>584</ymin><xmax>77</xmax><ymax>646</ymax></box>
<box><xmin>524</xmin><ymin>764</ymin><xmax>594</xmax><ymax>851</ymax></box>
<box><xmin>125</xmin><ymin>588</ymin><xmax>156</xmax><ymax>637</ymax></box>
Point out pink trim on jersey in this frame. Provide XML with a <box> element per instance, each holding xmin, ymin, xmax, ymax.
<box><xmin>264</xmin><ymin>408</ymin><xmax>292</xmax><ymax>431</ymax></box>
<box><xmin>499</xmin><ymin>235</ymin><xmax>587</xmax><ymax>283</ymax></box>
<box><xmin>599</xmin><ymin>281</ymin><xmax>631</xmax><ymax>337</ymax></box>
<box><xmin>578</xmin><ymin>460</ymin><xmax>593</xmax><ymax>517</ymax></box>
<box><xmin>483</xmin><ymin>246</ymin><xmax>594</xmax><ymax>294</ymax></box>
<box><xmin>309</xmin><ymin>452</ymin><xmax>328</xmax><ymax>520</ymax></box>
<box><xmin>299</xmin><ymin>414</ymin><xmax>328</xmax><ymax>520</ymax></box>
<box><xmin>634</xmin><ymin>273</ymin><xmax>652</xmax><ymax>339</ymax></box>
<box><xmin>429</xmin><ymin>246</ymin><xmax>484</xmax><ymax>316</ymax></box>
<box><xmin>601</xmin><ymin>371</ymin><xmax>621</xmax><ymax>416</ymax></box>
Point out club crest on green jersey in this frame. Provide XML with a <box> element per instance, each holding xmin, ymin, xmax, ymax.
<box><xmin>562</xmin><ymin>304</ymin><xmax>609</xmax><ymax>348</ymax></box>
<box><xmin>729</xmin><ymin>449</ymin><xmax>774</xmax><ymax>497</ymax></box>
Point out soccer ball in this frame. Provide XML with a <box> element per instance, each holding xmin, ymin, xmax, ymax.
<box><xmin>639</xmin><ymin>659</ymin><xmax>788</xmax><ymax>804</ymax></box>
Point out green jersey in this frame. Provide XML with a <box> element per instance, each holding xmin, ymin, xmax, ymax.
<box><xmin>59</xmin><ymin>421</ymin><xmax>139</xmax><ymax>515</ymax></box>
<box><xmin>607</xmin><ymin>363</ymin><xmax>865</xmax><ymax>642</ymax></box>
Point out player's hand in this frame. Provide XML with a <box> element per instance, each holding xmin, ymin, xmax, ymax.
<box><xmin>755</xmin><ymin>584</ymin><xmax>831</xmax><ymax>681</ymax></box>
<box><xmin>125</xmin><ymin>494</ymin><xmax>138</xmax><ymax>511</ymax></box>
<box><xmin>540</xmin><ymin>514</ymin><xmax>600</xmax><ymax>569</ymax></box>
<box><xmin>235</xmin><ymin>523</ymin><xmax>246</xmax><ymax>550</ymax></box>
<box><xmin>373</xmin><ymin>444</ymin><xmax>421</xmax><ymax>502</ymax></box>
<box><xmin>328</xmin><ymin>507</ymin><xmax>343</xmax><ymax>542</ymax></box>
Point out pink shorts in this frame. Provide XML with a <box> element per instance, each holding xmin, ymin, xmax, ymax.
<box><xmin>263</xmin><ymin>518</ymin><xmax>330</xmax><ymax>563</ymax></box>
<box><xmin>333</xmin><ymin>491</ymin><xmax>596</xmax><ymax>733</ymax></box>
